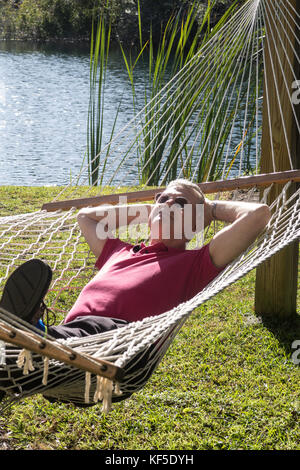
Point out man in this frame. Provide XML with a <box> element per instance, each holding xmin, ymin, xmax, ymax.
<box><xmin>0</xmin><ymin>178</ymin><xmax>271</xmax><ymax>338</ymax></box>
<box><xmin>0</xmin><ymin>179</ymin><xmax>270</xmax><ymax>402</ymax></box>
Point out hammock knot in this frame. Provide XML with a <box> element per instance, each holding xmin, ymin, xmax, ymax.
<box><xmin>84</xmin><ymin>371</ymin><xmax>91</xmax><ymax>403</ymax></box>
<box><xmin>17</xmin><ymin>349</ymin><xmax>35</xmax><ymax>375</ymax></box>
<box><xmin>114</xmin><ymin>382</ymin><xmax>123</xmax><ymax>396</ymax></box>
<box><xmin>42</xmin><ymin>357</ymin><xmax>50</xmax><ymax>385</ymax></box>
<box><xmin>84</xmin><ymin>372</ymin><xmax>116</xmax><ymax>413</ymax></box>
<box><xmin>94</xmin><ymin>376</ymin><xmax>113</xmax><ymax>413</ymax></box>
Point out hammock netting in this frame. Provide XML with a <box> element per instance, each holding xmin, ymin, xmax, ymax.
<box><xmin>0</xmin><ymin>0</ymin><xmax>299</xmax><ymax>413</ymax></box>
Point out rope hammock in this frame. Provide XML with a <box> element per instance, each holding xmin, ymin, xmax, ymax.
<box><xmin>0</xmin><ymin>0</ymin><xmax>299</xmax><ymax>413</ymax></box>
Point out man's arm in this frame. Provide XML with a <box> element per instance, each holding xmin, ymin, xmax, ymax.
<box><xmin>77</xmin><ymin>203</ymin><xmax>153</xmax><ymax>258</ymax></box>
<box><xmin>204</xmin><ymin>199</ymin><xmax>271</xmax><ymax>268</ymax></box>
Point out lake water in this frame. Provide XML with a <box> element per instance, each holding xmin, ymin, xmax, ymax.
<box><xmin>0</xmin><ymin>40</ymin><xmax>260</xmax><ymax>187</ymax></box>
<box><xmin>0</xmin><ymin>41</ymin><xmax>144</xmax><ymax>186</ymax></box>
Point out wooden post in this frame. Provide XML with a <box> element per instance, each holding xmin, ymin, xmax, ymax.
<box><xmin>255</xmin><ymin>0</ymin><xmax>300</xmax><ymax>317</ymax></box>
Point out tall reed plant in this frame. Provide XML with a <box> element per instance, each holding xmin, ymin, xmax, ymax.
<box><xmin>86</xmin><ymin>0</ymin><xmax>263</xmax><ymax>187</ymax></box>
<box><xmin>120</xmin><ymin>0</ymin><xmax>260</xmax><ymax>186</ymax></box>
<box><xmin>87</xmin><ymin>13</ymin><xmax>121</xmax><ymax>186</ymax></box>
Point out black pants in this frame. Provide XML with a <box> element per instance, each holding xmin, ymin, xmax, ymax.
<box><xmin>0</xmin><ymin>315</ymin><xmax>157</xmax><ymax>406</ymax></box>
<box><xmin>47</xmin><ymin>315</ymin><xmax>129</xmax><ymax>339</ymax></box>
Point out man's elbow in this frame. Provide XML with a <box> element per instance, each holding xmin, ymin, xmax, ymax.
<box><xmin>77</xmin><ymin>209</ymin><xmax>88</xmax><ymax>229</ymax></box>
<box><xmin>77</xmin><ymin>207</ymin><xmax>89</xmax><ymax>217</ymax></box>
<box><xmin>77</xmin><ymin>210</ymin><xmax>84</xmax><ymax>222</ymax></box>
<box><xmin>254</xmin><ymin>204</ymin><xmax>271</xmax><ymax>231</ymax></box>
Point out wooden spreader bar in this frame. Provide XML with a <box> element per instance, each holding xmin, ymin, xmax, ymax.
<box><xmin>0</xmin><ymin>320</ymin><xmax>124</xmax><ymax>382</ymax></box>
<box><xmin>42</xmin><ymin>170</ymin><xmax>300</xmax><ymax>212</ymax></box>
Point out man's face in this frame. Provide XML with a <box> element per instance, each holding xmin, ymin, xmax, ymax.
<box><xmin>148</xmin><ymin>185</ymin><xmax>203</xmax><ymax>247</ymax></box>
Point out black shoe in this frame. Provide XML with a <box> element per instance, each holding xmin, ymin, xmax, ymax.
<box><xmin>0</xmin><ymin>259</ymin><xmax>52</xmax><ymax>325</ymax></box>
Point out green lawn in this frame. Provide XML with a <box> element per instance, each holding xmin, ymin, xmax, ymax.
<box><xmin>0</xmin><ymin>186</ymin><xmax>299</xmax><ymax>450</ymax></box>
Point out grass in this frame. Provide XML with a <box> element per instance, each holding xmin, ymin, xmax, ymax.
<box><xmin>0</xmin><ymin>186</ymin><xmax>299</xmax><ymax>450</ymax></box>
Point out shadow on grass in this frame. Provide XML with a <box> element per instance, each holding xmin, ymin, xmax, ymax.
<box><xmin>260</xmin><ymin>312</ymin><xmax>300</xmax><ymax>358</ymax></box>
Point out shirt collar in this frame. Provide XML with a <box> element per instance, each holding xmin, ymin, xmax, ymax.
<box><xmin>131</xmin><ymin>241</ymin><xmax>169</xmax><ymax>254</ymax></box>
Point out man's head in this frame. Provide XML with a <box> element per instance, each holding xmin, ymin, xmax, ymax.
<box><xmin>148</xmin><ymin>178</ymin><xmax>205</xmax><ymax>249</ymax></box>
<box><xmin>165</xmin><ymin>179</ymin><xmax>205</xmax><ymax>205</ymax></box>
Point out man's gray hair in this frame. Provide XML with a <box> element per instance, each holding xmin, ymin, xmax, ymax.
<box><xmin>167</xmin><ymin>178</ymin><xmax>205</xmax><ymax>204</ymax></box>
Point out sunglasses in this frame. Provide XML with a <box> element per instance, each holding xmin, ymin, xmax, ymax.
<box><xmin>155</xmin><ymin>193</ymin><xmax>190</xmax><ymax>208</ymax></box>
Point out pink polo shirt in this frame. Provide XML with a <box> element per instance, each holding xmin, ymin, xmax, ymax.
<box><xmin>65</xmin><ymin>238</ymin><xmax>224</xmax><ymax>324</ymax></box>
